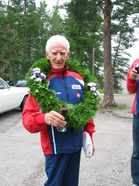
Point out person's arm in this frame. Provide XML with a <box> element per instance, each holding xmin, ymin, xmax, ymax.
<box><xmin>22</xmin><ymin>94</ymin><xmax>66</xmax><ymax>133</ymax></box>
<box><xmin>83</xmin><ymin>119</ymin><xmax>95</xmax><ymax>155</ymax></box>
<box><xmin>127</xmin><ymin>62</ymin><xmax>138</xmax><ymax>93</ymax></box>
<box><xmin>22</xmin><ymin>94</ymin><xmax>46</xmax><ymax>133</ymax></box>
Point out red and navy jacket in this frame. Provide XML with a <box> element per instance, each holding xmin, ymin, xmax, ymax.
<box><xmin>127</xmin><ymin>58</ymin><xmax>139</xmax><ymax>115</ymax></box>
<box><xmin>22</xmin><ymin>64</ymin><xmax>95</xmax><ymax>156</ymax></box>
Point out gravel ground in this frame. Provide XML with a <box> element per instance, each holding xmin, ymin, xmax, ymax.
<box><xmin>0</xmin><ymin>94</ymin><xmax>135</xmax><ymax>186</ymax></box>
<box><xmin>79</xmin><ymin>94</ymin><xmax>134</xmax><ymax>186</ymax></box>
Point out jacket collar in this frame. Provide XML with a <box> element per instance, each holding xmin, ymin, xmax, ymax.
<box><xmin>51</xmin><ymin>64</ymin><xmax>68</xmax><ymax>76</ymax></box>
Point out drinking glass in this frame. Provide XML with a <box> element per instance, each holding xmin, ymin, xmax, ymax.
<box><xmin>56</xmin><ymin>106</ymin><xmax>68</xmax><ymax>132</ymax></box>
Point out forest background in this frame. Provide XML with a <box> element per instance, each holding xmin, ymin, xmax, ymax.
<box><xmin>0</xmin><ymin>0</ymin><xmax>139</xmax><ymax>107</ymax></box>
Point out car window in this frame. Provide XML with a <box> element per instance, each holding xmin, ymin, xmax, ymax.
<box><xmin>0</xmin><ymin>81</ymin><xmax>3</xmax><ymax>89</ymax></box>
<box><xmin>0</xmin><ymin>79</ymin><xmax>9</xmax><ymax>89</ymax></box>
<box><xmin>6</xmin><ymin>81</ymin><xmax>15</xmax><ymax>86</ymax></box>
<box><xmin>16</xmin><ymin>80</ymin><xmax>27</xmax><ymax>87</ymax></box>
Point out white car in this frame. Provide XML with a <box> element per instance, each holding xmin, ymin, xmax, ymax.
<box><xmin>0</xmin><ymin>77</ymin><xmax>29</xmax><ymax>114</ymax></box>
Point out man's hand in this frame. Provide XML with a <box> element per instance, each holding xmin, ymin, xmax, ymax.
<box><xmin>130</xmin><ymin>68</ymin><xmax>138</xmax><ymax>80</ymax></box>
<box><xmin>44</xmin><ymin>111</ymin><xmax>67</xmax><ymax>127</ymax></box>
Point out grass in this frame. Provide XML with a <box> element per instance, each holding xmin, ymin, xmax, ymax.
<box><xmin>108</xmin><ymin>104</ymin><xmax>128</xmax><ymax>110</ymax></box>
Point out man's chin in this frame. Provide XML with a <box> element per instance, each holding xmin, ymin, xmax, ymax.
<box><xmin>54</xmin><ymin>65</ymin><xmax>64</xmax><ymax>70</ymax></box>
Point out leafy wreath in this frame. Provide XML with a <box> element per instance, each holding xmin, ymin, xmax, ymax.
<box><xmin>26</xmin><ymin>58</ymin><xmax>100</xmax><ymax>131</ymax></box>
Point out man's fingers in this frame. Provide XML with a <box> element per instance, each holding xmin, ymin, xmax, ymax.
<box><xmin>45</xmin><ymin>111</ymin><xmax>66</xmax><ymax>127</ymax></box>
<box><xmin>52</xmin><ymin>111</ymin><xmax>65</xmax><ymax>120</ymax></box>
<box><xmin>130</xmin><ymin>68</ymin><xmax>138</xmax><ymax>80</ymax></box>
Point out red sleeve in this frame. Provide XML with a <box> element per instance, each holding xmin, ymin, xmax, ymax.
<box><xmin>22</xmin><ymin>94</ymin><xmax>46</xmax><ymax>133</ymax></box>
<box><xmin>127</xmin><ymin>60</ymin><xmax>138</xmax><ymax>93</ymax></box>
<box><xmin>83</xmin><ymin>119</ymin><xmax>95</xmax><ymax>143</ymax></box>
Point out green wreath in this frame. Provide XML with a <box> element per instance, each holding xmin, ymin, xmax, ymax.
<box><xmin>26</xmin><ymin>58</ymin><xmax>100</xmax><ymax>131</ymax></box>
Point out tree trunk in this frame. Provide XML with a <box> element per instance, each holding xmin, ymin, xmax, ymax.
<box><xmin>9</xmin><ymin>40</ymin><xmax>13</xmax><ymax>81</ymax></box>
<box><xmin>102</xmin><ymin>0</ymin><xmax>116</xmax><ymax>107</ymax></box>
<box><xmin>7</xmin><ymin>1</ymin><xmax>13</xmax><ymax>81</ymax></box>
<box><xmin>23</xmin><ymin>0</ymin><xmax>27</xmax><ymax>60</ymax></box>
<box><xmin>8</xmin><ymin>23</ymin><xmax>13</xmax><ymax>81</ymax></box>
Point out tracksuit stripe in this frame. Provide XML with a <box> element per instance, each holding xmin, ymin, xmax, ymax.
<box><xmin>51</xmin><ymin>126</ymin><xmax>57</xmax><ymax>154</ymax></box>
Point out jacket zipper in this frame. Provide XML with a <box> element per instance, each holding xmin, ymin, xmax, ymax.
<box><xmin>63</xmin><ymin>68</ymin><xmax>69</xmax><ymax>103</ymax></box>
<box><xmin>63</xmin><ymin>68</ymin><xmax>75</xmax><ymax>152</ymax></box>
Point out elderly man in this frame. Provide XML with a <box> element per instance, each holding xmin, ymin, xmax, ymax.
<box><xmin>22</xmin><ymin>35</ymin><xmax>95</xmax><ymax>186</ymax></box>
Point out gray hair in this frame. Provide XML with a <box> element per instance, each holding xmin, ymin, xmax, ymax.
<box><xmin>45</xmin><ymin>35</ymin><xmax>70</xmax><ymax>54</ymax></box>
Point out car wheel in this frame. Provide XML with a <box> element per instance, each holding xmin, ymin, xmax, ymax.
<box><xmin>20</xmin><ymin>95</ymin><xmax>28</xmax><ymax>111</ymax></box>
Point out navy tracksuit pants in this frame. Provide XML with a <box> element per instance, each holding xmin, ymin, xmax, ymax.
<box><xmin>131</xmin><ymin>116</ymin><xmax>139</xmax><ymax>185</ymax></box>
<box><xmin>44</xmin><ymin>149</ymin><xmax>81</xmax><ymax>186</ymax></box>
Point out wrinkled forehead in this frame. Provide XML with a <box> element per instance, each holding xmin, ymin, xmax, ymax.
<box><xmin>50</xmin><ymin>43</ymin><xmax>67</xmax><ymax>53</ymax></box>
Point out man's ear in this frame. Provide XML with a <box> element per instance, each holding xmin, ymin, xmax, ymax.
<box><xmin>66</xmin><ymin>52</ymin><xmax>70</xmax><ymax>60</ymax></box>
<box><xmin>46</xmin><ymin>52</ymin><xmax>50</xmax><ymax>60</ymax></box>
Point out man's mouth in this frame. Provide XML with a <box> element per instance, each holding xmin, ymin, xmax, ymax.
<box><xmin>55</xmin><ymin>62</ymin><xmax>62</xmax><ymax>64</ymax></box>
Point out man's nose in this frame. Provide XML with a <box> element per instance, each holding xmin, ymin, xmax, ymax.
<box><xmin>56</xmin><ymin>53</ymin><xmax>61</xmax><ymax>60</ymax></box>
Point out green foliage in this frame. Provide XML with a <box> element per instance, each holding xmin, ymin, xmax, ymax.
<box><xmin>110</xmin><ymin>0</ymin><xmax>138</xmax><ymax>92</ymax></box>
<box><xmin>96</xmin><ymin>0</ymin><xmax>138</xmax><ymax>99</ymax></box>
<box><xmin>112</xmin><ymin>56</ymin><xmax>130</xmax><ymax>93</ymax></box>
<box><xmin>0</xmin><ymin>0</ymin><xmax>138</xmax><ymax>94</ymax></box>
<box><xmin>64</xmin><ymin>0</ymin><xmax>103</xmax><ymax>75</ymax></box>
<box><xmin>26</xmin><ymin>58</ymin><xmax>100</xmax><ymax>131</ymax></box>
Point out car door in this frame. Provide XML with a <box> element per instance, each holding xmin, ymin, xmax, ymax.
<box><xmin>0</xmin><ymin>79</ymin><xmax>18</xmax><ymax>113</ymax></box>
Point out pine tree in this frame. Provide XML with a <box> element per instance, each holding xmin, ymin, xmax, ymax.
<box><xmin>97</xmin><ymin>0</ymin><xmax>138</xmax><ymax>107</ymax></box>
<box><xmin>64</xmin><ymin>0</ymin><xmax>103</xmax><ymax>75</ymax></box>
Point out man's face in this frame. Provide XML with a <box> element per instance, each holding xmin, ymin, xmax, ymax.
<box><xmin>46</xmin><ymin>43</ymin><xmax>70</xmax><ymax>70</ymax></box>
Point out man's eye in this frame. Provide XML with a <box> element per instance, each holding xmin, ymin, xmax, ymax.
<box><xmin>52</xmin><ymin>52</ymin><xmax>57</xmax><ymax>55</ymax></box>
<box><xmin>60</xmin><ymin>52</ymin><xmax>66</xmax><ymax>56</ymax></box>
